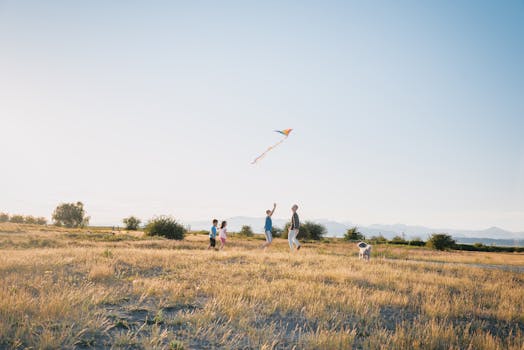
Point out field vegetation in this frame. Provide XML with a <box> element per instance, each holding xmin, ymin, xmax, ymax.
<box><xmin>0</xmin><ymin>222</ymin><xmax>523</xmax><ymax>349</ymax></box>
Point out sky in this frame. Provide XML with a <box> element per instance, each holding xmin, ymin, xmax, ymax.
<box><xmin>1</xmin><ymin>1</ymin><xmax>523</xmax><ymax>232</ymax></box>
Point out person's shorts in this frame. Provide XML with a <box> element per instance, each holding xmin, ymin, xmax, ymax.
<box><xmin>209</xmin><ymin>237</ymin><xmax>216</xmax><ymax>247</ymax></box>
<box><xmin>265</xmin><ymin>230</ymin><xmax>273</xmax><ymax>243</ymax></box>
<box><xmin>220</xmin><ymin>237</ymin><xmax>226</xmax><ymax>244</ymax></box>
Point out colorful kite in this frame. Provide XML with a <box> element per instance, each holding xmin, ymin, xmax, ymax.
<box><xmin>251</xmin><ymin>129</ymin><xmax>293</xmax><ymax>164</ymax></box>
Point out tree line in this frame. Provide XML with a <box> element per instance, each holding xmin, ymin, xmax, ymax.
<box><xmin>3</xmin><ymin>202</ymin><xmax>522</xmax><ymax>252</ymax></box>
<box><xmin>0</xmin><ymin>212</ymin><xmax>47</xmax><ymax>225</ymax></box>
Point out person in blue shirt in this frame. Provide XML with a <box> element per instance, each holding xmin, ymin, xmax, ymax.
<box><xmin>208</xmin><ymin>219</ymin><xmax>218</xmax><ymax>250</ymax></box>
<box><xmin>261</xmin><ymin>203</ymin><xmax>276</xmax><ymax>250</ymax></box>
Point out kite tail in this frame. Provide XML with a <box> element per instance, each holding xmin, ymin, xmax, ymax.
<box><xmin>251</xmin><ymin>137</ymin><xmax>287</xmax><ymax>164</ymax></box>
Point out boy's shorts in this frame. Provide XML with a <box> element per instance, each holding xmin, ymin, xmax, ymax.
<box><xmin>209</xmin><ymin>237</ymin><xmax>216</xmax><ymax>247</ymax></box>
<box><xmin>264</xmin><ymin>230</ymin><xmax>273</xmax><ymax>243</ymax></box>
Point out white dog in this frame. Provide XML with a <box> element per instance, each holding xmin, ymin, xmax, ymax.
<box><xmin>357</xmin><ymin>242</ymin><xmax>371</xmax><ymax>261</ymax></box>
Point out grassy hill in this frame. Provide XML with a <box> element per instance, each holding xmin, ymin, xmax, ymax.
<box><xmin>0</xmin><ymin>223</ymin><xmax>523</xmax><ymax>349</ymax></box>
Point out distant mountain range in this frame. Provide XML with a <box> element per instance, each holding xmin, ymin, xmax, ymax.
<box><xmin>186</xmin><ymin>216</ymin><xmax>524</xmax><ymax>247</ymax></box>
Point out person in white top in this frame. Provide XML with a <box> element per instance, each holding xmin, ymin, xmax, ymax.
<box><xmin>218</xmin><ymin>221</ymin><xmax>227</xmax><ymax>250</ymax></box>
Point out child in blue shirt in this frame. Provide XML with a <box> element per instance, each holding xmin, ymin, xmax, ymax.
<box><xmin>261</xmin><ymin>203</ymin><xmax>276</xmax><ymax>250</ymax></box>
<box><xmin>208</xmin><ymin>219</ymin><xmax>218</xmax><ymax>249</ymax></box>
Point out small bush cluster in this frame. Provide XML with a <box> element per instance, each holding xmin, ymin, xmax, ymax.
<box><xmin>282</xmin><ymin>221</ymin><xmax>326</xmax><ymax>240</ymax></box>
<box><xmin>343</xmin><ymin>227</ymin><xmax>365</xmax><ymax>241</ymax></box>
<box><xmin>0</xmin><ymin>212</ymin><xmax>47</xmax><ymax>225</ymax></box>
<box><xmin>145</xmin><ymin>216</ymin><xmax>186</xmax><ymax>240</ymax></box>
<box><xmin>369</xmin><ymin>235</ymin><xmax>388</xmax><ymax>244</ymax></box>
<box><xmin>455</xmin><ymin>243</ymin><xmax>524</xmax><ymax>253</ymax></box>
<box><xmin>426</xmin><ymin>234</ymin><xmax>456</xmax><ymax>251</ymax></box>
<box><xmin>271</xmin><ymin>226</ymin><xmax>283</xmax><ymax>238</ymax></box>
<box><xmin>238</xmin><ymin>225</ymin><xmax>254</xmax><ymax>237</ymax></box>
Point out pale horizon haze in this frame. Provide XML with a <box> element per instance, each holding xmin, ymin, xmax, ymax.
<box><xmin>1</xmin><ymin>1</ymin><xmax>523</xmax><ymax>232</ymax></box>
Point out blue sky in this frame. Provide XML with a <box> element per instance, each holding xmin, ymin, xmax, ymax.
<box><xmin>1</xmin><ymin>1</ymin><xmax>523</xmax><ymax>231</ymax></box>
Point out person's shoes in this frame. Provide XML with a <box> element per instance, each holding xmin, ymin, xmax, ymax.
<box><xmin>297</xmin><ymin>245</ymin><xmax>301</xmax><ymax>250</ymax></box>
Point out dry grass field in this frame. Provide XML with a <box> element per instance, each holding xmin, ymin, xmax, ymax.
<box><xmin>0</xmin><ymin>223</ymin><xmax>523</xmax><ymax>349</ymax></box>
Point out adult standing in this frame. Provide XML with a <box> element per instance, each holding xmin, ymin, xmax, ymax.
<box><xmin>288</xmin><ymin>204</ymin><xmax>301</xmax><ymax>251</ymax></box>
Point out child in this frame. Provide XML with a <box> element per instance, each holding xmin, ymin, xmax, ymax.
<box><xmin>218</xmin><ymin>221</ymin><xmax>227</xmax><ymax>250</ymax></box>
<box><xmin>261</xmin><ymin>203</ymin><xmax>276</xmax><ymax>249</ymax></box>
<box><xmin>208</xmin><ymin>219</ymin><xmax>218</xmax><ymax>249</ymax></box>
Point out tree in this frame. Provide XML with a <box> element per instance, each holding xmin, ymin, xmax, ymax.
<box><xmin>239</xmin><ymin>225</ymin><xmax>254</xmax><ymax>237</ymax></box>
<box><xmin>145</xmin><ymin>216</ymin><xmax>186</xmax><ymax>240</ymax></box>
<box><xmin>426</xmin><ymin>233</ymin><xmax>455</xmax><ymax>251</ymax></box>
<box><xmin>9</xmin><ymin>215</ymin><xmax>25</xmax><ymax>223</ymax></box>
<box><xmin>0</xmin><ymin>213</ymin><xmax>9</xmax><ymax>223</ymax></box>
<box><xmin>123</xmin><ymin>216</ymin><xmax>141</xmax><ymax>230</ymax></box>
<box><xmin>344</xmin><ymin>227</ymin><xmax>365</xmax><ymax>241</ymax></box>
<box><xmin>52</xmin><ymin>202</ymin><xmax>90</xmax><ymax>228</ymax></box>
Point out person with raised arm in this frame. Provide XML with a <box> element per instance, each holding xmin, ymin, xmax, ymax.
<box><xmin>261</xmin><ymin>203</ymin><xmax>276</xmax><ymax>250</ymax></box>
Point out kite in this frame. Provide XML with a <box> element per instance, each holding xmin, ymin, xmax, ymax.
<box><xmin>251</xmin><ymin>129</ymin><xmax>293</xmax><ymax>164</ymax></box>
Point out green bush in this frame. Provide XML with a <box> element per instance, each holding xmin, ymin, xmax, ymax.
<box><xmin>282</xmin><ymin>222</ymin><xmax>291</xmax><ymax>239</ymax></box>
<box><xmin>24</xmin><ymin>216</ymin><xmax>37</xmax><ymax>224</ymax></box>
<box><xmin>9</xmin><ymin>215</ymin><xmax>25</xmax><ymax>223</ymax></box>
<box><xmin>239</xmin><ymin>225</ymin><xmax>254</xmax><ymax>237</ymax></box>
<box><xmin>408</xmin><ymin>239</ymin><xmax>425</xmax><ymax>246</ymax></box>
<box><xmin>369</xmin><ymin>235</ymin><xmax>388</xmax><ymax>244</ymax></box>
<box><xmin>344</xmin><ymin>227</ymin><xmax>365</xmax><ymax>241</ymax></box>
<box><xmin>0</xmin><ymin>213</ymin><xmax>9</xmax><ymax>222</ymax></box>
<box><xmin>390</xmin><ymin>236</ymin><xmax>408</xmax><ymax>245</ymax></box>
<box><xmin>52</xmin><ymin>202</ymin><xmax>90</xmax><ymax>228</ymax></box>
<box><xmin>271</xmin><ymin>226</ymin><xmax>283</xmax><ymax>238</ymax></box>
<box><xmin>145</xmin><ymin>216</ymin><xmax>186</xmax><ymax>240</ymax></box>
<box><xmin>300</xmin><ymin>221</ymin><xmax>327</xmax><ymax>240</ymax></box>
<box><xmin>280</xmin><ymin>221</ymin><xmax>326</xmax><ymax>240</ymax></box>
<box><xmin>454</xmin><ymin>243</ymin><xmax>524</xmax><ymax>253</ymax></box>
<box><xmin>426</xmin><ymin>233</ymin><xmax>456</xmax><ymax>251</ymax></box>
<box><xmin>123</xmin><ymin>216</ymin><xmax>141</xmax><ymax>230</ymax></box>
<box><xmin>36</xmin><ymin>217</ymin><xmax>47</xmax><ymax>225</ymax></box>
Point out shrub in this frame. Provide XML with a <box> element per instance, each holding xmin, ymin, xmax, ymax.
<box><xmin>9</xmin><ymin>215</ymin><xmax>25</xmax><ymax>223</ymax></box>
<box><xmin>36</xmin><ymin>217</ymin><xmax>47</xmax><ymax>225</ymax></box>
<box><xmin>390</xmin><ymin>236</ymin><xmax>408</xmax><ymax>245</ymax></box>
<box><xmin>409</xmin><ymin>239</ymin><xmax>425</xmax><ymax>246</ymax></box>
<box><xmin>239</xmin><ymin>225</ymin><xmax>254</xmax><ymax>237</ymax></box>
<box><xmin>426</xmin><ymin>233</ymin><xmax>456</xmax><ymax>251</ymax></box>
<box><xmin>280</xmin><ymin>221</ymin><xmax>326</xmax><ymax>240</ymax></box>
<box><xmin>123</xmin><ymin>216</ymin><xmax>141</xmax><ymax>230</ymax></box>
<box><xmin>301</xmin><ymin>221</ymin><xmax>327</xmax><ymax>240</ymax></box>
<box><xmin>24</xmin><ymin>216</ymin><xmax>37</xmax><ymax>224</ymax></box>
<box><xmin>369</xmin><ymin>235</ymin><xmax>388</xmax><ymax>244</ymax></box>
<box><xmin>52</xmin><ymin>202</ymin><xmax>90</xmax><ymax>228</ymax></box>
<box><xmin>344</xmin><ymin>227</ymin><xmax>365</xmax><ymax>241</ymax></box>
<box><xmin>271</xmin><ymin>226</ymin><xmax>283</xmax><ymax>238</ymax></box>
<box><xmin>282</xmin><ymin>222</ymin><xmax>291</xmax><ymax>239</ymax></box>
<box><xmin>0</xmin><ymin>213</ymin><xmax>9</xmax><ymax>222</ymax></box>
<box><xmin>145</xmin><ymin>216</ymin><xmax>186</xmax><ymax>240</ymax></box>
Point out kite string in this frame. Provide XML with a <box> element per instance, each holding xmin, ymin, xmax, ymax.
<box><xmin>251</xmin><ymin>137</ymin><xmax>288</xmax><ymax>164</ymax></box>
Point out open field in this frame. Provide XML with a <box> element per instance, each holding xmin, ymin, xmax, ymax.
<box><xmin>0</xmin><ymin>223</ymin><xmax>523</xmax><ymax>349</ymax></box>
